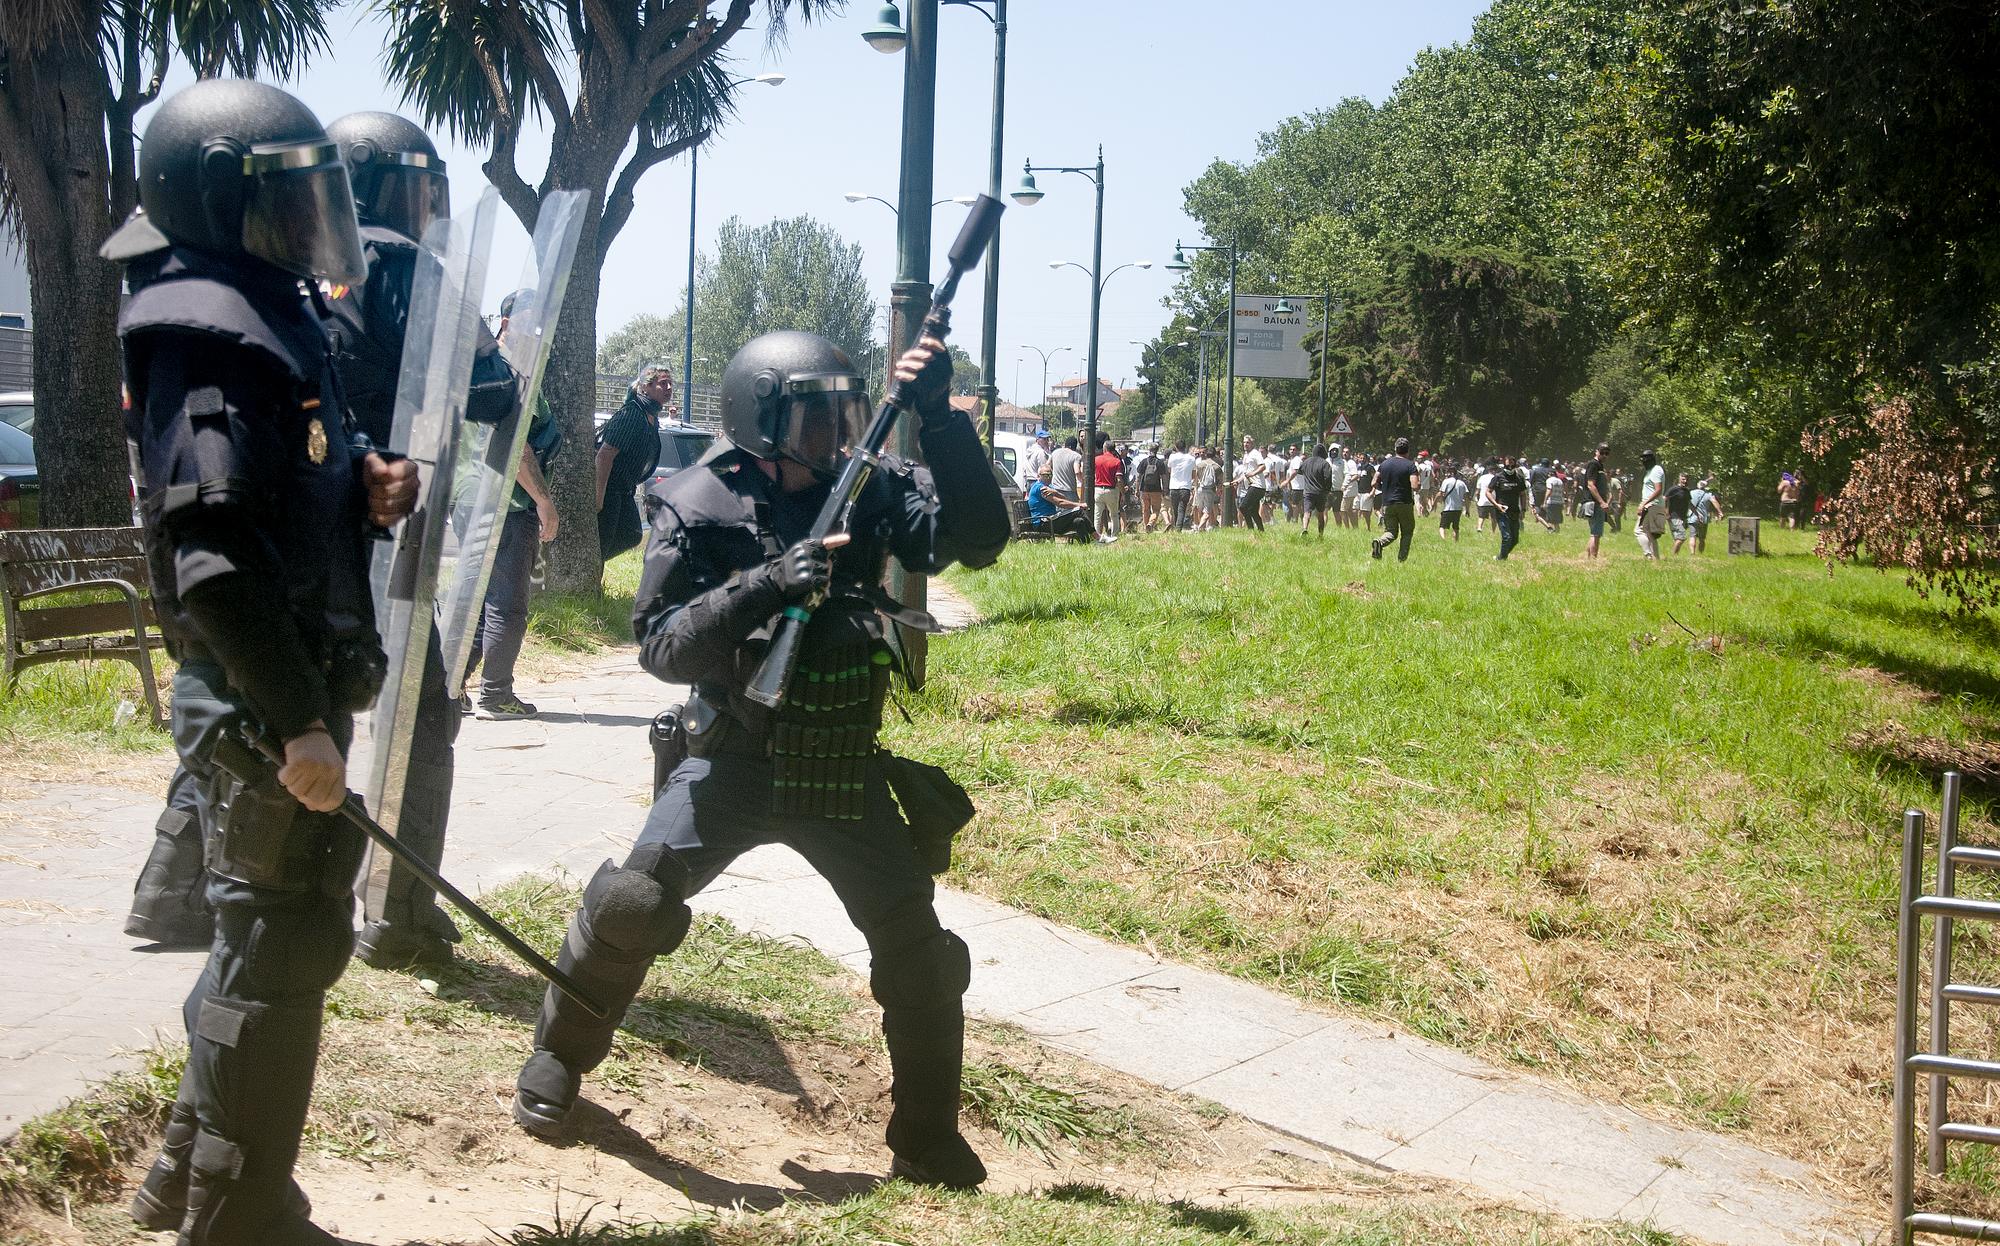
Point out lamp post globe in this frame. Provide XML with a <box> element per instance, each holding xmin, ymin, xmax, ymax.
<box><xmin>1164</xmin><ymin>247</ymin><xmax>1190</xmax><ymax>273</ymax></box>
<box><xmin>862</xmin><ymin>2</ymin><xmax>908</xmax><ymax>53</ymax></box>
<box><xmin>1010</xmin><ymin>165</ymin><xmax>1044</xmax><ymax>206</ymax></box>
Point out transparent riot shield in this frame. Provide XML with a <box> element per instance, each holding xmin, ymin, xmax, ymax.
<box><xmin>360</xmin><ymin>187</ymin><xmax>500</xmax><ymax>869</ymax></box>
<box><xmin>434</xmin><ymin>189</ymin><xmax>587</xmax><ymax>697</ymax></box>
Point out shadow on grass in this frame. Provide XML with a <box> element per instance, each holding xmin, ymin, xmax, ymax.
<box><xmin>1841</xmin><ymin>596</ymin><xmax>2000</xmax><ymax>648</ymax></box>
<box><xmin>1764</xmin><ymin>622</ymin><xmax>2000</xmax><ymax>710</ymax></box>
<box><xmin>978</xmin><ymin>599</ymin><xmax>1096</xmax><ymax>626</ymax></box>
<box><xmin>426</xmin><ymin>955</ymin><xmax>818</xmax><ymax>1105</ymax></box>
<box><xmin>538</xmin><ymin>1098</ymin><xmax>881</xmax><ymax>1212</ymax></box>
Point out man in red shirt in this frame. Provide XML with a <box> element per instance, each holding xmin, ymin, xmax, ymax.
<box><xmin>1092</xmin><ymin>436</ymin><xmax>1123</xmax><ymax>540</ymax></box>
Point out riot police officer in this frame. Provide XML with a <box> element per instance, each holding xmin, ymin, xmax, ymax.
<box><xmin>323</xmin><ymin>109</ymin><xmax>516</xmax><ymax>969</ymax></box>
<box><xmin>123</xmin><ymin>109</ymin><xmax>511</xmax><ymax>968</ymax></box>
<box><xmin>511</xmin><ymin>330</ymin><xmax>1009</xmax><ymax>1188</ymax></box>
<box><xmin>103</xmin><ymin>79</ymin><xmax>418</xmax><ymax>1244</ymax></box>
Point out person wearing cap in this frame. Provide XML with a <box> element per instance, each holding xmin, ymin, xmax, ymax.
<box><xmin>1023</xmin><ymin>427</ymin><xmax>1052</xmax><ymax>486</ymax></box>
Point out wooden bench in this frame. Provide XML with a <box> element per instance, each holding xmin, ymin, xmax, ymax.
<box><xmin>0</xmin><ymin>526</ymin><xmax>167</xmax><ymax>726</ymax></box>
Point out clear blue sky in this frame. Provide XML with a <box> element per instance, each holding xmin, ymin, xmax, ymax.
<box><xmin>167</xmin><ymin>1</ymin><xmax>1491</xmax><ymax>403</ymax></box>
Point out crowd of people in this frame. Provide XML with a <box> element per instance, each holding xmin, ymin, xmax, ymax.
<box><xmin>1012</xmin><ymin>426</ymin><xmax>1782</xmax><ymax>564</ymax></box>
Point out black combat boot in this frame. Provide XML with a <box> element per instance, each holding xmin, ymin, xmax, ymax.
<box><xmin>125</xmin><ymin>804</ymin><xmax>213</xmax><ymax>947</ymax></box>
<box><xmin>881</xmin><ymin>1005</ymin><xmax>985</xmax><ymax>1191</ymax></box>
<box><xmin>132</xmin><ymin>1102</ymin><xmax>313</xmax><ymax>1232</ymax></box>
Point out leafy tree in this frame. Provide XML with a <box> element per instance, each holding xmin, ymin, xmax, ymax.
<box><xmin>1030</xmin><ymin>402</ymin><xmax>1074</xmax><ymax>433</ymax></box>
<box><xmin>0</xmin><ymin>0</ymin><xmax>333</xmax><ymax>524</ymax></box>
<box><xmin>377</xmin><ymin>0</ymin><xmax>836</xmax><ymax>591</ymax></box>
<box><xmin>1321</xmin><ymin>245</ymin><xmax>1600</xmax><ymax>452</ymax></box>
<box><xmin>597</xmin><ymin>312</ymin><xmax>679</xmax><ymax>378</ymax></box>
<box><xmin>1597</xmin><ymin>0</ymin><xmax>2000</xmax><ymax>425</ymax></box>
<box><xmin>665</xmin><ymin>214</ymin><xmax>874</xmax><ymax>385</ymax></box>
<box><xmin>947</xmin><ymin>342</ymin><xmax>982</xmax><ymax>397</ymax></box>
<box><xmin>1162</xmin><ymin>379</ymin><xmax>1280</xmax><ymax>451</ymax></box>
<box><xmin>1597</xmin><ymin>0</ymin><xmax>2000</xmax><ymax>606</ymax></box>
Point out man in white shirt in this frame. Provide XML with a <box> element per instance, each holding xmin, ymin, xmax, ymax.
<box><xmin>1285</xmin><ymin>446</ymin><xmax>1306</xmax><ymax>522</ymax></box>
<box><xmin>1635</xmin><ymin>448</ymin><xmax>1667</xmax><ymax>559</ymax></box>
<box><xmin>1474</xmin><ymin>463</ymin><xmax>1495</xmax><ymax>534</ymax></box>
<box><xmin>1166</xmin><ymin>441</ymin><xmax>1196</xmax><ymax>530</ymax></box>
<box><xmin>1235</xmin><ymin>435</ymin><xmax>1266</xmax><ymax>531</ymax></box>
<box><xmin>1325</xmin><ymin>445</ymin><xmax>1348</xmax><ymax>528</ymax></box>
<box><xmin>1415</xmin><ymin>453</ymin><xmax>1436</xmax><ymax>515</ymax></box>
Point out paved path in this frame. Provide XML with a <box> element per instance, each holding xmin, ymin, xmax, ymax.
<box><xmin>0</xmin><ymin>624</ymin><xmax>1865</xmax><ymax>1245</ymax></box>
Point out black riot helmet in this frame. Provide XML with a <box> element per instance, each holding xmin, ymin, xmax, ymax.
<box><xmin>101</xmin><ymin>79</ymin><xmax>366</xmax><ymax>285</ymax></box>
<box><xmin>326</xmin><ymin>111</ymin><xmax>449</xmax><ymax>241</ymax></box>
<box><xmin>719</xmin><ymin>331</ymin><xmax>872</xmax><ymax>478</ymax></box>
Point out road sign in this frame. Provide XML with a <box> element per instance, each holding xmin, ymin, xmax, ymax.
<box><xmin>1330</xmin><ymin>414</ymin><xmax>1354</xmax><ymax>436</ymax></box>
<box><xmin>1232</xmin><ymin>295</ymin><xmax>1313</xmax><ymax>380</ymax></box>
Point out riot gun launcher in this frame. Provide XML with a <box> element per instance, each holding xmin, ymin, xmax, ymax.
<box><xmin>745</xmin><ymin>193</ymin><xmax>1004</xmax><ymax>710</ymax></box>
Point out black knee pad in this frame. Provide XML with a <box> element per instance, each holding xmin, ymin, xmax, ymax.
<box><xmin>870</xmin><ymin>914</ymin><xmax>971</xmax><ymax>1012</ymax></box>
<box><xmin>233</xmin><ymin>896</ymin><xmax>355</xmax><ymax>996</ymax></box>
<box><xmin>580</xmin><ymin>852</ymin><xmax>691</xmax><ymax>958</ymax></box>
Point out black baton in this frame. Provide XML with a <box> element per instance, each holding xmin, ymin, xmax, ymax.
<box><xmin>210</xmin><ymin>725</ymin><xmax>611</xmax><ymax>1020</ymax></box>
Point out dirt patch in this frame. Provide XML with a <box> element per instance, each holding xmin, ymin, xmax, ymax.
<box><xmin>0</xmin><ymin>963</ymin><xmax>1419</xmax><ymax>1246</ymax></box>
<box><xmin>1836</xmin><ymin>664</ymin><xmax>1944</xmax><ymax>707</ymax></box>
<box><xmin>1848</xmin><ymin>721</ymin><xmax>2000</xmax><ymax>786</ymax></box>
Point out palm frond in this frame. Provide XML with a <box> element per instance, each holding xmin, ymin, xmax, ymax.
<box><xmin>638</xmin><ymin>40</ymin><xmax>735</xmax><ymax>149</ymax></box>
<box><xmin>373</xmin><ymin>0</ymin><xmax>560</xmax><ymax>146</ymax></box>
<box><xmin>157</xmin><ymin>0</ymin><xmax>335</xmax><ymax>79</ymax></box>
<box><xmin>760</xmin><ymin>0</ymin><xmax>843</xmax><ymax>54</ymax></box>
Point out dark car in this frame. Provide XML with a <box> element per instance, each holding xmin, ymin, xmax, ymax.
<box><xmin>648</xmin><ymin>423</ymin><xmax>714</xmax><ymax>492</ymax></box>
<box><xmin>0</xmin><ymin>420</ymin><xmax>40</xmax><ymax>530</ymax></box>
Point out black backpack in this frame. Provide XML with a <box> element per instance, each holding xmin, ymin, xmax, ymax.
<box><xmin>1139</xmin><ymin>455</ymin><xmax>1167</xmax><ymax>491</ymax></box>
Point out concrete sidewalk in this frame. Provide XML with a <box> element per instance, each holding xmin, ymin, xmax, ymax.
<box><xmin>0</xmin><ymin>646</ymin><xmax>1863</xmax><ymax>1246</ymax></box>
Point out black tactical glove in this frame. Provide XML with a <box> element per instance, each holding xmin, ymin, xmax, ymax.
<box><xmin>903</xmin><ymin>342</ymin><xmax>955</xmax><ymax>424</ymax></box>
<box><xmin>768</xmin><ymin>537</ymin><xmax>836</xmax><ymax>602</ymax></box>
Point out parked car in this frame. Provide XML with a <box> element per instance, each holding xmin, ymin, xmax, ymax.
<box><xmin>0</xmin><ymin>420</ymin><xmax>40</xmax><ymax>529</ymax></box>
<box><xmin>990</xmin><ymin>430</ymin><xmax>1034</xmax><ymax>490</ymax></box>
<box><xmin>647</xmin><ymin>423</ymin><xmax>714</xmax><ymax>493</ymax></box>
<box><xmin>0</xmin><ymin>390</ymin><xmax>30</xmax><ymax>434</ymax></box>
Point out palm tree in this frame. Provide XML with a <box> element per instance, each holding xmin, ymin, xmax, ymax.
<box><xmin>376</xmin><ymin>0</ymin><xmax>836</xmax><ymax>593</ymax></box>
<box><xmin>0</xmin><ymin>0</ymin><xmax>335</xmax><ymax>526</ymax></box>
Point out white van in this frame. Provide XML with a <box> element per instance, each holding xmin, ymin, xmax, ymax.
<box><xmin>990</xmin><ymin>430</ymin><xmax>1036</xmax><ymax>490</ymax></box>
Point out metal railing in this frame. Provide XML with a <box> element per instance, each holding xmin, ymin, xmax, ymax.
<box><xmin>1891</xmin><ymin>771</ymin><xmax>2000</xmax><ymax>1242</ymax></box>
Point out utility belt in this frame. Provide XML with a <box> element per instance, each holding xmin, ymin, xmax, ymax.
<box><xmin>647</xmin><ymin>690</ymin><xmax>972</xmax><ymax>873</ymax></box>
<box><xmin>198</xmin><ymin>711</ymin><xmax>365</xmax><ymax>896</ymax></box>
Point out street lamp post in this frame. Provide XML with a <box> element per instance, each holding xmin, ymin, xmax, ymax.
<box><xmin>1020</xmin><ymin>344</ymin><xmax>1070</xmax><ymax>412</ymax></box>
<box><xmin>1166</xmin><ymin>241</ymin><xmax>1238</xmax><ymax>522</ymax></box>
<box><xmin>1014</xmin><ymin>149</ymin><xmax>1116</xmax><ymax>517</ymax></box>
<box><xmin>685</xmin><ymin>73</ymin><xmax>787</xmax><ymax>393</ymax></box>
<box><xmin>865</xmin><ymin>0</ymin><xmax>1009</xmax><ymax>452</ymax></box>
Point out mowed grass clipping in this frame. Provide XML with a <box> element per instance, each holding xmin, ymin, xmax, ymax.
<box><xmin>889</xmin><ymin>521</ymin><xmax>2000</xmax><ymax>1194</ymax></box>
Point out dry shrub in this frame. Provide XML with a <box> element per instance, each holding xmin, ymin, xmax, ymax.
<box><xmin>1806</xmin><ymin>394</ymin><xmax>2000</xmax><ymax>612</ymax></box>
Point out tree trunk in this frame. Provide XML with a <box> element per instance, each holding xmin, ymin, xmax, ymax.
<box><xmin>9</xmin><ymin>28</ymin><xmax>128</xmax><ymax>527</ymax></box>
<box><xmin>542</xmin><ymin>228</ymin><xmax>607</xmax><ymax>596</ymax></box>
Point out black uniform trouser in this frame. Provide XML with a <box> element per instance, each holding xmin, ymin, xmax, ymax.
<box><xmin>136</xmin><ymin>634</ymin><xmax>457</xmax><ymax>944</ymax></box>
<box><xmin>527</xmin><ymin>749</ymin><xmax>972</xmax><ymax>1151</ymax></box>
<box><xmin>1374</xmin><ymin>502</ymin><xmax>1416</xmax><ymax>561</ymax></box>
<box><xmin>359</xmin><ymin>631</ymin><xmax>460</xmax><ymax>936</ymax></box>
<box><xmin>166</xmin><ymin>661</ymin><xmax>361</xmax><ymax>1242</ymax></box>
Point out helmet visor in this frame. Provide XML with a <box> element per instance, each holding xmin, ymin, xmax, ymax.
<box><xmin>239</xmin><ymin>141</ymin><xmax>368</xmax><ymax>286</ymax></box>
<box><xmin>780</xmin><ymin>374</ymin><xmax>871</xmax><ymax>476</ymax></box>
<box><xmin>362</xmin><ymin>154</ymin><xmax>450</xmax><ymax>240</ymax></box>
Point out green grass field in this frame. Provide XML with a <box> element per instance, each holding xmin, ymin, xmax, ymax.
<box><xmin>888</xmin><ymin>518</ymin><xmax>2000</xmax><ymax>1193</ymax></box>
